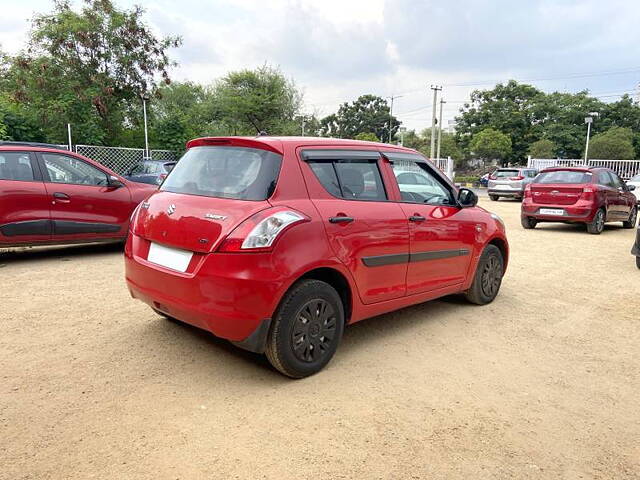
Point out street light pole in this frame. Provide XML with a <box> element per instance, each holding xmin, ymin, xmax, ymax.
<box><xmin>436</xmin><ymin>98</ymin><xmax>446</xmax><ymax>160</ymax></box>
<box><xmin>399</xmin><ymin>127</ymin><xmax>407</xmax><ymax>146</ymax></box>
<box><xmin>142</xmin><ymin>93</ymin><xmax>150</xmax><ymax>158</ymax></box>
<box><xmin>584</xmin><ymin>112</ymin><xmax>599</xmax><ymax>162</ymax></box>
<box><xmin>429</xmin><ymin>85</ymin><xmax>442</xmax><ymax>158</ymax></box>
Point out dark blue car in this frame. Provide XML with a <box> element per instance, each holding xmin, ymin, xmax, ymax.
<box><xmin>124</xmin><ymin>159</ymin><xmax>176</xmax><ymax>185</ymax></box>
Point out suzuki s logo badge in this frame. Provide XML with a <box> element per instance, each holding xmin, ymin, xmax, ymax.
<box><xmin>167</xmin><ymin>204</ymin><xmax>176</xmax><ymax>215</ymax></box>
<box><xmin>204</xmin><ymin>213</ymin><xmax>227</xmax><ymax>221</ymax></box>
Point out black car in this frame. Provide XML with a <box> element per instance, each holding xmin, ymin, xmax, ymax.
<box><xmin>632</xmin><ymin>225</ymin><xmax>640</xmax><ymax>269</ymax></box>
<box><xmin>124</xmin><ymin>159</ymin><xmax>176</xmax><ymax>185</ymax></box>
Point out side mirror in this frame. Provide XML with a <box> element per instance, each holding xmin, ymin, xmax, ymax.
<box><xmin>458</xmin><ymin>187</ymin><xmax>478</xmax><ymax>208</ymax></box>
<box><xmin>627</xmin><ymin>184</ymin><xmax>636</xmax><ymax>191</ymax></box>
<box><xmin>107</xmin><ymin>175</ymin><xmax>124</xmax><ymax>188</ymax></box>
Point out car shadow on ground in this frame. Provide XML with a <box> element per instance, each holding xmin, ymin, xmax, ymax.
<box><xmin>0</xmin><ymin>242</ymin><xmax>123</xmax><ymax>265</ymax></box>
<box><xmin>531</xmin><ymin>223</ymin><xmax>626</xmax><ymax>234</ymax></box>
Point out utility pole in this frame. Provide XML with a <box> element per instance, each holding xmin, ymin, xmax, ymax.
<box><xmin>436</xmin><ymin>98</ymin><xmax>446</xmax><ymax>160</ymax></box>
<box><xmin>141</xmin><ymin>93</ymin><xmax>150</xmax><ymax>158</ymax></box>
<box><xmin>387</xmin><ymin>95</ymin><xmax>404</xmax><ymax>143</ymax></box>
<box><xmin>584</xmin><ymin>112</ymin><xmax>599</xmax><ymax>161</ymax></box>
<box><xmin>301</xmin><ymin>117</ymin><xmax>306</xmax><ymax>136</ymax></box>
<box><xmin>67</xmin><ymin>123</ymin><xmax>72</xmax><ymax>151</ymax></box>
<box><xmin>429</xmin><ymin>85</ymin><xmax>442</xmax><ymax>158</ymax></box>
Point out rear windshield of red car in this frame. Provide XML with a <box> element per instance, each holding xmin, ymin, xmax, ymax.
<box><xmin>536</xmin><ymin>170</ymin><xmax>592</xmax><ymax>184</ymax></box>
<box><xmin>161</xmin><ymin>146</ymin><xmax>282</xmax><ymax>200</ymax></box>
<box><xmin>494</xmin><ymin>170</ymin><xmax>519</xmax><ymax>178</ymax></box>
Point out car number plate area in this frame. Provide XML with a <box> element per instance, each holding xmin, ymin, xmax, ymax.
<box><xmin>147</xmin><ymin>242</ymin><xmax>193</xmax><ymax>272</ymax></box>
<box><xmin>539</xmin><ymin>208</ymin><xmax>565</xmax><ymax>216</ymax></box>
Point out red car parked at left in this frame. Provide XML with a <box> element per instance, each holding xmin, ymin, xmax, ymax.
<box><xmin>0</xmin><ymin>142</ymin><xmax>156</xmax><ymax>248</ymax></box>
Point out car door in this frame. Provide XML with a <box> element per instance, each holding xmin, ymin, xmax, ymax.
<box><xmin>0</xmin><ymin>150</ymin><xmax>52</xmax><ymax>245</ymax></box>
<box><xmin>37</xmin><ymin>152</ymin><xmax>133</xmax><ymax>241</ymax></box>
<box><xmin>300</xmin><ymin>149</ymin><xmax>409</xmax><ymax>304</ymax></box>
<box><xmin>384</xmin><ymin>153</ymin><xmax>476</xmax><ymax>295</ymax></box>
<box><xmin>598</xmin><ymin>171</ymin><xmax>623</xmax><ymax>219</ymax></box>
<box><xmin>608</xmin><ymin>171</ymin><xmax>633</xmax><ymax>218</ymax></box>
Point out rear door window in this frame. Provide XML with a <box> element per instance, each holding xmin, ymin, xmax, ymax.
<box><xmin>0</xmin><ymin>152</ymin><xmax>36</xmax><ymax>181</ymax></box>
<box><xmin>161</xmin><ymin>146</ymin><xmax>282</xmax><ymax>201</ymax></box>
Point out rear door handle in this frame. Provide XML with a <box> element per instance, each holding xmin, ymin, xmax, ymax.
<box><xmin>329</xmin><ymin>216</ymin><xmax>354</xmax><ymax>224</ymax></box>
<box><xmin>409</xmin><ymin>215</ymin><xmax>426</xmax><ymax>222</ymax></box>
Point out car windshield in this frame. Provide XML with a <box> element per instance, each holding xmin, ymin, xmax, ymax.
<box><xmin>494</xmin><ymin>170</ymin><xmax>519</xmax><ymax>178</ymax></box>
<box><xmin>536</xmin><ymin>170</ymin><xmax>591</xmax><ymax>184</ymax></box>
<box><xmin>161</xmin><ymin>146</ymin><xmax>282</xmax><ymax>200</ymax></box>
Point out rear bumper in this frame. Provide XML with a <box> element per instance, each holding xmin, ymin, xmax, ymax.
<box><xmin>488</xmin><ymin>188</ymin><xmax>523</xmax><ymax>197</ymax></box>
<box><xmin>124</xmin><ymin>233</ymin><xmax>286</xmax><ymax>352</ymax></box>
<box><xmin>521</xmin><ymin>199</ymin><xmax>597</xmax><ymax>222</ymax></box>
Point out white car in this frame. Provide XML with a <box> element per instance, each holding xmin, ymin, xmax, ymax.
<box><xmin>628</xmin><ymin>174</ymin><xmax>640</xmax><ymax>204</ymax></box>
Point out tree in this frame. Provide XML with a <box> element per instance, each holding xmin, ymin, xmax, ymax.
<box><xmin>470</xmin><ymin>128</ymin><xmax>512</xmax><ymax>164</ymax></box>
<box><xmin>415</xmin><ymin>129</ymin><xmax>462</xmax><ymax>159</ymax></box>
<box><xmin>354</xmin><ymin>132</ymin><xmax>379</xmax><ymax>142</ymax></box>
<box><xmin>212</xmin><ymin>65</ymin><xmax>303</xmax><ymax>135</ymax></box>
<box><xmin>587</xmin><ymin>127</ymin><xmax>635</xmax><ymax>160</ymax></box>
<box><xmin>3</xmin><ymin>0</ymin><xmax>181</xmax><ymax>144</ymax></box>
<box><xmin>320</xmin><ymin>95</ymin><xmax>400</xmax><ymax>141</ymax></box>
<box><xmin>528</xmin><ymin>139</ymin><xmax>556</xmax><ymax>158</ymax></box>
<box><xmin>456</xmin><ymin>80</ymin><xmax>544</xmax><ymax>163</ymax></box>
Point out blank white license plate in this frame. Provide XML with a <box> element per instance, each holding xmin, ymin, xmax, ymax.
<box><xmin>147</xmin><ymin>242</ymin><xmax>193</xmax><ymax>272</ymax></box>
<box><xmin>539</xmin><ymin>208</ymin><xmax>565</xmax><ymax>216</ymax></box>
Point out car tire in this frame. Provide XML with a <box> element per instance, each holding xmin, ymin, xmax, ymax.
<box><xmin>587</xmin><ymin>208</ymin><xmax>605</xmax><ymax>234</ymax></box>
<box><xmin>623</xmin><ymin>207</ymin><xmax>637</xmax><ymax>229</ymax></box>
<box><xmin>636</xmin><ymin>256</ymin><xmax>640</xmax><ymax>269</ymax></box>
<box><xmin>265</xmin><ymin>279</ymin><xmax>345</xmax><ymax>378</ymax></box>
<box><xmin>489</xmin><ymin>195</ymin><xmax>499</xmax><ymax>201</ymax></box>
<box><xmin>521</xmin><ymin>216</ymin><xmax>537</xmax><ymax>229</ymax></box>
<box><xmin>465</xmin><ymin>245</ymin><xmax>504</xmax><ymax>305</ymax></box>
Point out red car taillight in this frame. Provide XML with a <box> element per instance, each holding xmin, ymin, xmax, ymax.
<box><xmin>509</xmin><ymin>175</ymin><xmax>524</xmax><ymax>181</ymax></box>
<box><xmin>524</xmin><ymin>184</ymin><xmax>532</xmax><ymax>199</ymax></box>
<box><xmin>218</xmin><ymin>207</ymin><xmax>310</xmax><ymax>253</ymax></box>
<box><xmin>581</xmin><ymin>185</ymin><xmax>595</xmax><ymax>201</ymax></box>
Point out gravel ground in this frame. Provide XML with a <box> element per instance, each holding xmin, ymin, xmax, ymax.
<box><xmin>1</xmin><ymin>199</ymin><xmax>639</xmax><ymax>479</ymax></box>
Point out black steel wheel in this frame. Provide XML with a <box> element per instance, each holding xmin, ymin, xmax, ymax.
<box><xmin>265</xmin><ymin>279</ymin><xmax>344</xmax><ymax>378</ymax></box>
<box><xmin>489</xmin><ymin>195</ymin><xmax>499</xmax><ymax>201</ymax></box>
<box><xmin>465</xmin><ymin>244</ymin><xmax>504</xmax><ymax>305</ymax></box>
<box><xmin>521</xmin><ymin>216</ymin><xmax>537</xmax><ymax>229</ymax></box>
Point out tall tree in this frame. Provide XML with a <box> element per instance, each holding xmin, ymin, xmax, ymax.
<box><xmin>470</xmin><ymin>128</ymin><xmax>512</xmax><ymax>165</ymax></box>
<box><xmin>212</xmin><ymin>65</ymin><xmax>303</xmax><ymax>135</ymax></box>
<box><xmin>320</xmin><ymin>95</ymin><xmax>400</xmax><ymax>141</ymax></box>
<box><xmin>528</xmin><ymin>139</ymin><xmax>557</xmax><ymax>158</ymax></box>
<box><xmin>3</xmin><ymin>0</ymin><xmax>181</xmax><ymax>144</ymax></box>
<box><xmin>587</xmin><ymin>127</ymin><xmax>635</xmax><ymax>160</ymax></box>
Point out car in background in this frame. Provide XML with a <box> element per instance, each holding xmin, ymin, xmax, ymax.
<box><xmin>521</xmin><ymin>167</ymin><xmax>637</xmax><ymax>234</ymax></box>
<box><xmin>488</xmin><ymin>167</ymin><xmax>538</xmax><ymax>201</ymax></box>
<box><xmin>124</xmin><ymin>159</ymin><xmax>176</xmax><ymax>185</ymax></box>
<box><xmin>0</xmin><ymin>142</ymin><xmax>156</xmax><ymax>248</ymax></box>
<box><xmin>125</xmin><ymin>136</ymin><xmax>509</xmax><ymax>378</ymax></box>
<box><xmin>627</xmin><ymin>173</ymin><xmax>640</xmax><ymax>204</ymax></box>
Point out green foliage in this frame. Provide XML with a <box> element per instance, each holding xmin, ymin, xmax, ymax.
<box><xmin>470</xmin><ymin>128</ymin><xmax>512</xmax><ymax>163</ymax></box>
<box><xmin>212</xmin><ymin>65</ymin><xmax>303</xmax><ymax>135</ymax></box>
<box><xmin>528</xmin><ymin>138</ymin><xmax>557</xmax><ymax>158</ymax></box>
<box><xmin>2</xmin><ymin>0</ymin><xmax>180</xmax><ymax>144</ymax></box>
<box><xmin>354</xmin><ymin>132</ymin><xmax>379</xmax><ymax>142</ymax></box>
<box><xmin>416</xmin><ymin>129</ymin><xmax>462</xmax><ymax>159</ymax></box>
<box><xmin>587</xmin><ymin>127</ymin><xmax>635</xmax><ymax>160</ymax></box>
<box><xmin>320</xmin><ymin>95</ymin><xmax>400</xmax><ymax>141</ymax></box>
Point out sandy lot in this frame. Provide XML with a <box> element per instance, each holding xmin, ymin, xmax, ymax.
<box><xmin>1</xmin><ymin>199</ymin><xmax>639</xmax><ymax>479</ymax></box>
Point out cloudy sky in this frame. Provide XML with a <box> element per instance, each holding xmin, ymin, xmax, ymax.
<box><xmin>2</xmin><ymin>0</ymin><xmax>640</xmax><ymax>131</ymax></box>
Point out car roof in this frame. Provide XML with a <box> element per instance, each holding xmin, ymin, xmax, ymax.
<box><xmin>186</xmin><ymin>136</ymin><xmax>421</xmax><ymax>156</ymax></box>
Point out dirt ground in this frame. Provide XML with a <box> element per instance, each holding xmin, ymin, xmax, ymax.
<box><xmin>1</xmin><ymin>198</ymin><xmax>639</xmax><ymax>480</ymax></box>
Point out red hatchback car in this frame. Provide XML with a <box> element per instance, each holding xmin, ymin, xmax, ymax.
<box><xmin>521</xmin><ymin>167</ymin><xmax>638</xmax><ymax>234</ymax></box>
<box><xmin>125</xmin><ymin>137</ymin><xmax>509</xmax><ymax>377</ymax></box>
<box><xmin>0</xmin><ymin>143</ymin><xmax>156</xmax><ymax>247</ymax></box>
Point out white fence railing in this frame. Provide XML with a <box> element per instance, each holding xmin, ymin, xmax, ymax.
<box><xmin>75</xmin><ymin>145</ymin><xmax>178</xmax><ymax>175</ymax></box>
<box><xmin>527</xmin><ymin>157</ymin><xmax>640</xmax><ymax>180</ymax></box>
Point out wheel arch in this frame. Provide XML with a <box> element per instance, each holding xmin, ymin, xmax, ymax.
<box><xmin>296</xmin><ymin>267</ymin><xmax>353</xmax><ymax>324</ymax></box>
<box><xmin>487</xmin><ymin>236</ymin><xmax>509</xmax><ymax>273</ymax></box>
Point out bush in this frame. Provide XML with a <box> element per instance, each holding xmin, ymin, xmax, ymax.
<box><xmin>587</xmin><ymin>127</ymin><xmax>635</xmax><ymax>160</ymax></box>
<box><xmin>528</xmin><ymin>139</ymin><xmax>556</xmax><ymax>158</ymax></box>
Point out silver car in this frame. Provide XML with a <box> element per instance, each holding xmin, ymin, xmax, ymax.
<box><xmin>488</xmin><ymin>167</ymin><xmax>538</xmax><ymax>201</ymax></box>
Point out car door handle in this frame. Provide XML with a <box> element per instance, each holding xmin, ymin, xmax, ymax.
<box><xmin>53</xmin><ymin>192</ymin><xmax>70</xmax><ymax>200</ymax></box>
<box><xmin>329</xmin><ymin>216</ymin><xmax>354</xmax><ymax>224</ymax></box>
<box><xmin>409</xmin><ymin>215</ymin><xmax>426</xmax><ymax>222</ymax></box>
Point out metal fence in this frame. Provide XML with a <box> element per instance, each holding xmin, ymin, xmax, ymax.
<box><xmin>395</xmin><ymin>157</ymin><xmax>454</xmax><ymax>180</ymax></box>
<box><xmin>75</xmin><ymin>145</ymin><xmax>178</xmax><ymax>175</ymax></box>
<box><xmin>527</xmin><ymin>157</ymin><xmax>640</xmax><ymax>180</ymax></box>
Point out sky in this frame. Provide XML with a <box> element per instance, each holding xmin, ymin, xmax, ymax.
<box><xmin>2</xmin><ymin>0</ymin><xmax>640</xmax><ymax>132</ymax></box>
